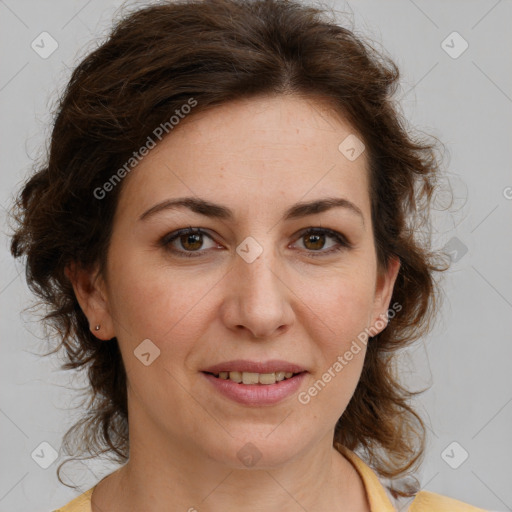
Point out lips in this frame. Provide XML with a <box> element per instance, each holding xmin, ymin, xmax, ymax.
<box><xmin>201</xmin><ymin>370</ymin><xmax>307</xmax><ymax>405</ymax></box>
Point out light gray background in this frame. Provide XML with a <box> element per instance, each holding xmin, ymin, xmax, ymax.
<box><xmin>1</xmin><ymin>1</ymin><xmax>511</xmax><ymax>511</ymax></box>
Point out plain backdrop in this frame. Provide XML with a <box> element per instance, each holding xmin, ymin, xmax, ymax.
<box><xmin>1</xmin><ymin>1</ymin><xmax>511</xmax><ymax>511</ymax></box>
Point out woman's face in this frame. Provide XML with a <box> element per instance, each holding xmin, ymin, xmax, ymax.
<box><xmin>78</xmin><ymin>94</ymin><xmax>399</xmax><ymax>468</ymax></box>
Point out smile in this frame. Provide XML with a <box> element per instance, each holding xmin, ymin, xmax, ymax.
<box><xmin>201</xmin><ymin>371</ymin><xmax>307</xmax><ymax>406</ymax></box>
<box><xmin>206</xmin><ymin>370</ymin><xmax>301</xmax><ymax>385</ymax></box>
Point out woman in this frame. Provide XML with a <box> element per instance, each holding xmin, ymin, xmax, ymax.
<box><xmin>9</xmin><ymin>0</ymin><xmax>486</xmax><ymax>510</ymax></box>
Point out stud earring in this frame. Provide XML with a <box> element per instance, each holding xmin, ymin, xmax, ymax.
<box><xmin>94</xmin><ymin>324</ymin><xmax>101</xmax><ymax>331</ymax></box>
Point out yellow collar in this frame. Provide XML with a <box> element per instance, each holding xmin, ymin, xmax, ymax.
<box><xmin>337</xmin><ymin>444</ymin><xmax>397</xmax><ymax>511</ymax></box>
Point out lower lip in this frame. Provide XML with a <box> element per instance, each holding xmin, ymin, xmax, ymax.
<box><xmin>201</xmin><ymin>372</ymin><xmax>307</xmax><ymax>406</ymax></box>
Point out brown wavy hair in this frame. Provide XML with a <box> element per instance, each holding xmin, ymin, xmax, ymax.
<box><xmin>9</xmin><ymin>0</ymin><xmax>448</xmax><ymax>497</ymax></box>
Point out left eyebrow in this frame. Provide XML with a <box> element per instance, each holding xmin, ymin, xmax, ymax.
<box><xmin>139</xmin><ymin>196</ymin><xmax>365</xmax><ymax>226</ymax></box>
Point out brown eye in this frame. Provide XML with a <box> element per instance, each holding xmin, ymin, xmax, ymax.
<box><xmin>179</xmin><ymin>232</ymin><xmax>203</xmax><ymax>251</ymax></box>
<box><xmin>160</xmin><ymin>227</ymin><xmax>218</xmax><ymax>258</ymax></box>
<box><xmin>294</xmin><ymin>228</ymin><xmax>351</xmax><ymax>257</ymax></box>
<box><xmin>303</xmin><ymin>231</ymin><xmax>326</xmax><ymax>251</ymax></box>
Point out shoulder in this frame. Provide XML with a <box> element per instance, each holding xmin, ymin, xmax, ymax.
<box><xmin>52</xmin><ymin>486</ymin><xmax>94</xmax><ymax>512</ymax></box>
<box><xmin>409</xmin><ymin>490</ymin><xmax>488</xmax><ymax>511</ymax></box>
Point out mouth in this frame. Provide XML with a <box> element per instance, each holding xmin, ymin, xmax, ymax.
<box><xmin>200</xmin><ymin>360</ymin><xmax>308</xmax><ymax>405</ymax></box>
<box><xmin>202</xmin><ymin>370</ymin><xmax>306</xmax><ymax>385</ymax></box>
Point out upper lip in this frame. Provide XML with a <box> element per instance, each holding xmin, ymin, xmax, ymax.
<box><xmin>202</xmin><ymin>360</ymin><xmax>307</xmax><ymax>374</ymax></box>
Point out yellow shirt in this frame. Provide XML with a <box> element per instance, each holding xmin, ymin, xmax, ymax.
<box><xmin>53</xmin><ymin>448</ymin><xmax>487</xmax><ymax>511</ymax></box>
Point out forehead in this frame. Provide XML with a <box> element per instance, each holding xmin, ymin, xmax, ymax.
<box><xmin>116</xmin><ymin>94</ymin><xmax>370</xmax><ymax>221</ymax></box>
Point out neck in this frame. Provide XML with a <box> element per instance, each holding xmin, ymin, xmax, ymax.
<box><xmin>91</xmin><ymin>409</ymin><xmax>369</xmax><ymax>511</ymax></box>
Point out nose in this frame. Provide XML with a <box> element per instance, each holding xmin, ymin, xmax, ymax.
<box><xmin>218</xmin><ymin>245</ymin><xmax>294</xmax><ymax>340</ymax></box>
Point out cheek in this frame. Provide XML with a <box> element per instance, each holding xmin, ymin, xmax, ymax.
<box><xmin>295</xmin><ymin>265</ymin><xmax>375</xmax><ymax>411</ymax></box>
<box><xmin>107</xmin><ymin>251</ymin><xmax>220</xmax><ymax>351</ymax></box>
<box><xmin>298</xmin><ymin>333</ymin><xmax>368</xmax><ymax>431</ymax></box>
<box><xmin>299</xmin><ymin>281</ymin><xmax>371</xmax><ymax>420</ymax></box>
<box><xmin>300</xmin><ymin>267</ymin><xmax>376</xmax><ymax>343</ymax></box>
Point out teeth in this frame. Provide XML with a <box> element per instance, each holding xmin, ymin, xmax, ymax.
<box><xmin>242</xmin><ymin>372</ymin><xmax>260</xmax><ymax>385</ymax></box>
<box><xmin>214</xmin><ymin>371</ymin><xmax>299</xmax><ymax>384</ymax></box>
<box><xmin>228</xmin><ymin>371</ymin><xmax>242</xmax><ymax>383</ymax></box>
<box><xmin>259</xmin><ymin>373</ymin><xmax>276</xmax><ymax>385</ymax></box>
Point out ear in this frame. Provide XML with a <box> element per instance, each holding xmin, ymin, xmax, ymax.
<box><xmin>65</xmin><ymin>262</ymin><xmax>115</xmax><ymax>340</ymax></box>
<box><xmin>370</xmin><ymin>256</ymin><xmax>401</xmax><ymax>335</ymax></box>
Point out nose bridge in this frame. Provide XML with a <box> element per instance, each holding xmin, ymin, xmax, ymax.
<box><xmin>238</xmin><ymin>244</ymin><xmax>279</xmax><ymax>301</ymax></box>
<box><xmin>223</xmin><ymin>236</ymin><xmax>293</xmax><ymax>338</ymax></box>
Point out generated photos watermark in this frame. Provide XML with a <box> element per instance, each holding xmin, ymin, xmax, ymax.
<box><xmin>298</xmin><ymin>301</ymin><xmax>402</xmax><ymax>405</ymax></box>
<box><xmin>93</xmin><ymin>97</ymin><xmax>198</xmax><ymax>200</ymax></box>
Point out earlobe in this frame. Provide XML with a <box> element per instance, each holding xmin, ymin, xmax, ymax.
<box><xmin>65</xmin><ymin>262</ymin><xmax>115</xmax><ymax>340</ymax></box>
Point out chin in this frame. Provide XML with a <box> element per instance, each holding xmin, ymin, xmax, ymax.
<box><xmin>202</xmin><ymin>428</ymin><xmax>310</xmax><ymax>470</ymax></box>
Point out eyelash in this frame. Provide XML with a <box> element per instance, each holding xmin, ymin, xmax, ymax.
<box><xmin>159</xmin><ymin>226</ymin><xmax>352</xmax><ymax>259</ymax></box>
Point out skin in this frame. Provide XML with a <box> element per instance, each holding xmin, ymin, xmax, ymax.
<box><xmin>68</xmin><ymin>94</ymin><xmax>400</xmax><ymax>511</ymax></box>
